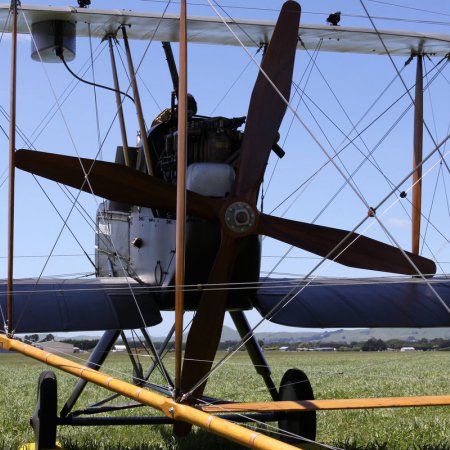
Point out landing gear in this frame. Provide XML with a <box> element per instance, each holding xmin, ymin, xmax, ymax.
<box><xmin>278</xmin><ymin>368</ymin><xmax>316</xmax><ymax>445</ymax></box>
<box><xmin>30</xmin><ymin>371</ymin><xmax>58</xmax><ymax>450</ymax></box>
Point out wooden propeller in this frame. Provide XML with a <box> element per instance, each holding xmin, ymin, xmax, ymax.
<box><xmin>15</xmin><ymin>148</ymin><xmax>435</xmax><ymax>276</ymax></box>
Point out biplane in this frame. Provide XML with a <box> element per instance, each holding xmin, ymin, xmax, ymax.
<box><xmin>0</xmin><ymin>0</ymin><xmax>450</xmax><ymax>448</ymax></box>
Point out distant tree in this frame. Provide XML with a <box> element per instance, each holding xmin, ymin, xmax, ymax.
<box><xmin>24</xmin><ymin>334</ymin><xmax>39</xmax><ymax>343</ymax></box>
<box><xmin>41</xmin><ymin>334</ymin><xmax>55</xmax><ymax>342</ymax></box>
<box><xmin>61</xmin><ymin>339</ymin><xmax>99</xmax><ymax>351</ymax></box>
<box><xmin>361</xmin><ymin>338</ymin><xmax>386</xmax><ymax>351</ymax></box>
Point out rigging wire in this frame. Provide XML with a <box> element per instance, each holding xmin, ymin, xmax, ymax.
<box><xmin>209</xmin><ymin>46</ymin><xmax>261</xmax><ymax>116</ymax></box>
<box><xmin>29</xmin><ymin>45</ymin><xmax>107</xmax><ymax>143</ymax></box>
<box><xmin>0</xmin><ymin>101</ymin><xmax>100</xmax><ymax>267</ymax></box>
<box><xmin>368</xmin><ymin>0</ymin><xmax>450</xmax><ymax>18</ymax></box>
<box><xmin>360</xmin><ymin>0</ymin><xmax>450</xmax><ymax>177</ymax></box>
<box><xmin>264</xmin><ymin>38</ymin><xmax>323</xmax><ymax>198</ymax></box>
<box><xmin>209</xmin><ymin>0</ymin><xmax>262</xmax><ymax>48</ymax></box>
<box><xmin>420</xmin><ymin>164</ymin><xmax>442</xmax><ymax>256</ymax></box>
<box><xmin>139</xmin><ymin>0</ymin><xmax>450</xmax><ymax>27</ymax></box>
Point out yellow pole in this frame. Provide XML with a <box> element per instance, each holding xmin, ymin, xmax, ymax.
<box><xmin>0</xmin><ymin>335</ymin><xmax>301</xmax><ymax>450</ymax></box>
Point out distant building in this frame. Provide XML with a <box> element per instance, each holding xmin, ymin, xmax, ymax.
<box><xmin>279</xmin><ymin>346</ymin><xmax>290</xmax><ymax>351</ymax></box>
<box><xmin>113</xmin><ymin>345</ymin><xmax>127</xmax><ymax>352</ymax></box>
<box><xmin>400</xmin><ymin>347</ymin><xmax>416</xmax><ymax>352</ymax></box>
<box><xmin>312</xmin><ymin>347</ymin><xmax>337</xmax><ymax>352</ymax></box>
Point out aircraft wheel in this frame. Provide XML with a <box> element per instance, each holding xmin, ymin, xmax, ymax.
<box><xmin>278</xmin><ymin>368</ymin><xmax>316</xmax><ymax>445</ymax></box>
<box><xmin>30</xmin><ymin>371</ymin><xmax>58</xmax><ymax>450</ymax></box>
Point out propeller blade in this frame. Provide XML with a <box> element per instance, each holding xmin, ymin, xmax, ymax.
<box><xmin>258</xmin><ymin>213</ymin><xmax>437</xmax><ymax>276</ymax></box>
<box><xmin>234</xmin><ymin>1</ymin><xmax>300</xmax><ymax>202</ymax></box>
<box><xmin>15</xmin><ymin>149</ymin><xmax>219</xmax><ymax>220</ymax></box>
<box><xmin>175</xmin><ymin>234</ymin><xmax>238</xmax><ymax>435</ymax></box>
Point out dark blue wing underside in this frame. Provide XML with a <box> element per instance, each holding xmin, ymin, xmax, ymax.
<box><xmin>256</xmin><ymin>277</ymin><xmax>450</xmax><ymax>328</ymax></box>
<box><xmin>2</xmin><ymin>276</ymin><xmax>450</xmax><ymax>333</ymax></box>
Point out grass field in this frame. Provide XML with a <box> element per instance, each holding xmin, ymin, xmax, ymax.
<box><xmin>0</xmin><ymin>350</ymin><xmax>449</xmax><ymax>449</ymax></box>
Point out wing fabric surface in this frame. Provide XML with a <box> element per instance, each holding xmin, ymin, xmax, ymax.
<box><xmin>0</xmin><ymin>278</ymin><xmax>162</xmax><ymax>333</ymax></box>
<box><xmin>256</xmin><ymin>277</ymin><xmax>450</xmax><ymax>328</ymax></box>
<box><xmin>0</xmin><ymin>5</ymin><xmax>449</xmax><ymax>55</ymax></box>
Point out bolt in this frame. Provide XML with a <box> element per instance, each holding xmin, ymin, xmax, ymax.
<box><xmin>235</xmin><ymin>209</ymin><xmax>249</xmax><ymax>225</ymax></box>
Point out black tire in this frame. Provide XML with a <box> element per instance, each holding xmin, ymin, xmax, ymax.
<box><xmin>30</xmin><ymin>371</ymin><xmax>58</xmax><ymax>450</ymax></box>
<box><xmin>278</xmin><ymin>368</ymin><xmax>316</xmax><ymax>445</ymax></box>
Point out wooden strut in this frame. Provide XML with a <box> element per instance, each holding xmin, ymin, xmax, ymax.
<box><xmin>174</xmin><ymin>0</ymin><xmax>187</xmax><ymax>398</ymax></box>
<box><xmin>107</xmin><ymin>34</ymin><xmax>131</xmax><ymax>167</ymax></box>
<box><xmin>202</xmin><ymin>396</ymin><xmax>450</xmax><ymax>413</ymax></box>
<box><xmin>6</xmin><ymin>0</ymin><xmax>18</xmax><ymax>336</ymax></box>
<box><xmin>412</xmin><ymin>53</ymin><xmax>423</xmax><ymax>255</ymax></box>
<box><xmin>121</xmin><ymin>25</ymin><xmax>153</xmax><ymax>175</ymax></box>
<box><xmin>0</xmin><ymin>335</ymin><xmax>301</xmax><ymax>450</ymax></box>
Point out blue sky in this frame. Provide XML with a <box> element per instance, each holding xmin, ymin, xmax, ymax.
<box><xmin>1</xmin><ymin>0</ymin><xmax>450</xmax><ymax>334</ymax></box>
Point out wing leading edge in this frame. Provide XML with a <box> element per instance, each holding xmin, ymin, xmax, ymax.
<box><xmin>256</xmin><ymin>277</ymin><xmax>450</xmax><ymax>328</ymax></box>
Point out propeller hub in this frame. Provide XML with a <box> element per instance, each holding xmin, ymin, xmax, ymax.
<box><xmin>224</xmin><ymin>202</ymin><xmax>256</xmax><ymax>234</ymax></box>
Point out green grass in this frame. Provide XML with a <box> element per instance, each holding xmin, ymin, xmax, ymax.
<box><xmin>0</xmin><ymin>351</ymin><xmax>449</xmax><ymax>449</ymax></box>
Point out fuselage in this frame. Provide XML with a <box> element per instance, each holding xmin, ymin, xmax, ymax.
<box><xmin>95</xmin><ymin>114</ymin><xmax>261</xmax><ymax>310</ymax></box>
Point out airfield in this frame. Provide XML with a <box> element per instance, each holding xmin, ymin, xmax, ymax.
<box><xmin>1</xmin><ymin>350</ymin><xmax>449</xmax><ymax>449</ymax></box>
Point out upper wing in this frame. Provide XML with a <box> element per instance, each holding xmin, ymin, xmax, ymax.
<box><xmin>0</xmin><ymin>5</ymin><xmax>449</xmax><ymax>55</ymax></box>
<box><xmin>0</xmin><ymin>278</ymin><xmax>162</xmax><ymax>333</ymax></box>
<box><xmin>255</xmin><ymin>277</ymin><xmax>450</xmax><ymax>328</ymax></box>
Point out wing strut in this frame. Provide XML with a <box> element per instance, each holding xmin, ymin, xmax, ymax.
<box><xmin>121</xmin><ymin>26</ymin><xmax>154</xmax><ymax>175</ymax></box>
<box><xmin>107</xmin><ymin>34</ymin><xmax>131</xmax><ymax>167</ymax></box>
<box><xmin>174</xmin><ymin>0</ymin><xmax>188</xmax><ymax>400</ymax></box>
<box><xmin>412</xmin><ymin>54</ymin><xmax>423</xmax><ymax>254</ymax></box>
<box><xmin>6</xmin><ymin>0</ymin><xmax>19</xmax><ymax>336</ymax></box>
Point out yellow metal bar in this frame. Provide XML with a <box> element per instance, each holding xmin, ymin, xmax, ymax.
<box><xmin>0</xmin><ymin>335</ymin><xmax>301</xmax><ymax>450</ymax></box>
<box><xmin>202</xmin><ymin>396</ymin><xmax>450</xmax><ymax>413</ymax></box>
